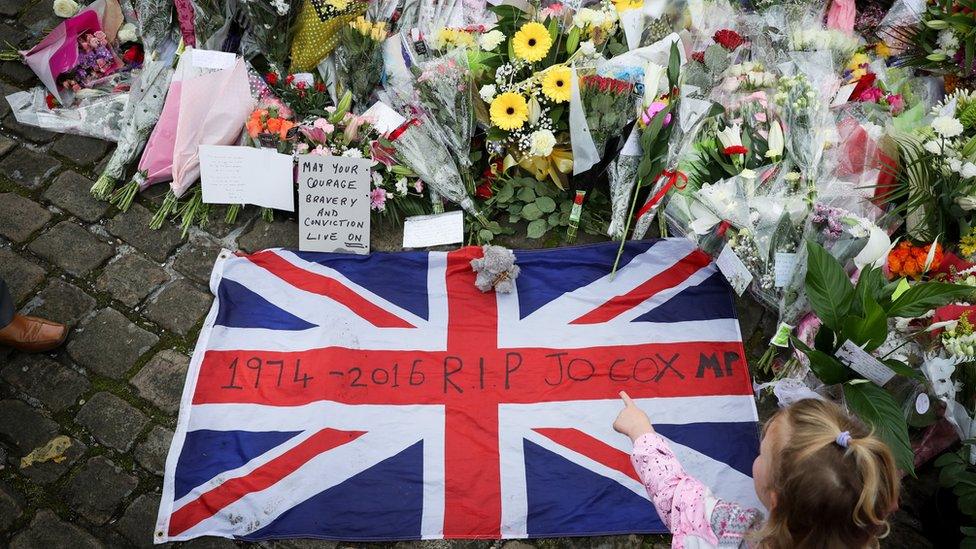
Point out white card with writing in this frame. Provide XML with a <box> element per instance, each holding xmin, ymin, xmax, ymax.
<box><xmin>774</xmin><ymin>252</ymin><xmax>798</xmax><ymax>288</ymax></box>
<box><xmin>835</xmin><ymin>340</ymin><xmax>896</xmax><ymax>386</ymax></box>
<box><xmin>297</xmin><ymin>155</ymin><xmax>372</xmax><ymax>254</ymax></box>
<box><xmin>190</xmin><ymin>49</ymin><xmax>237</xmax><ymax>70</ymax></box>
<box><xmin>716</xmin><ymin>243</ymin><xmax>753</xmax><ymax>296</ymax></box>
<box><xmin>199</xmin><ymin>146</ymin><xmax>294</xmax><ymax>211</ymax></box>
<box><xmin>402</xmin><ymin>211</ymin><xmax>464</xmax><ymax>248</ymax></box>
<box><xmin>832</xmin><ymin>83</ymin><xmax>857</xmax><ymax>107</ymax></box>
<box><xmin>362</xmin><ymin>101</ymin><xmax>407</xmax><ymax>135</ymax></box>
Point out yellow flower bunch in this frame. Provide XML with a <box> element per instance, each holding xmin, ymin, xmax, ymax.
<box><xmin>613</xmin><ymin>0</ymin><xmax>643</xmax><ymax>12</ymax></box>
<box><xmin>349</xmin><ymin>16</ymin><xmax>387</xmax><ymax>41</ymax></box>
<box><xmin>962</xmin><ymin>227</ymin><xmax>976</xmax><ymax>258</ymax></box>
<box><xmin>433</xmin><ymin>27</ymin><xmax>477</xmax><ymax>50</ymax></box>
<box><xmin>512</xmin><ymin>22</ymin><xmax>552</xmax><ymax>62</ymax></box>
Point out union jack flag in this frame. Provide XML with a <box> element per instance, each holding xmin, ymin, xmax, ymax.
<box><xmin>156</xmin><ymin>240</ymin><xmax>761</xmax><ymax>542</ymax></box>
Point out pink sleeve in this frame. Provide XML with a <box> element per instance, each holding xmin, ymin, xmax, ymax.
<box><xmin>630</xmin><ymin>432</ymin><xmax>719</xmax><ymax>548</ymax></box>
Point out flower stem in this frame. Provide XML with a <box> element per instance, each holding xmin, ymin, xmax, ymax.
<box><xmin>149</xmin><ymin>190</ymin><xmax>178</xmax><ymax>230</ymax></box>
<box><xmin>90</xmin><ymin>174</ymin><xmax>118</xmax><ymax>200</ymax></box>
<box><xmin>611</xmin><ymin>175</ymin><xmax>648</xmax><ymax>279</ymax></box>
<box><xmin>108</xmin><ymin>180</ymin><xmax>139</xmax><ymax>212</ymax></box>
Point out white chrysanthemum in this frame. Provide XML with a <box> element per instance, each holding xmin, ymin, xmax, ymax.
<box><xmin>341</xmin><ymin>148</ymin><xmax>363</xmax><ymax>158</ymax></box>
<box><xmin>117</xmin><ymin>23</ymin><xmax>138</xmax><ymax>44</ymax></box>
<box><xmin>479</xmin><ymin>84</ymin><xmax>497</xmax><ymax>102</ymax></box>
<box><xmin>938</xmin><ymin>29</ymin><xmax>960</xmax><ymax>51</ymax></box>
<box><xmin>578</xmin><ymin>40</ymin><xmax>596</xmax><ymax>57</ymax></box>
<box><xmin>932</xmin><ymin>115</ymin><xmax>964</xmax><ymax>138</ymax></box>
<box><xmin>479</xmin><ymin>30</ymin><xmax>505</xmax><ymax>51</ymax></box>
<box><xmin>924</xmin><ymin>140</ymin><xmax>943</xmax><ymax>155</ymax></box>
<box><xmin>963</xmin><ymin>162</ymin><xmax>976</xmax><ymax>179</ymax></box>
<box><xmin>528</xmin><ymin>129</ymin><xmax>556</xmax><ymax>157</ymax></box>
<box><xmin>53</xmin><ymin>0</ymin><xmax>79</xmax><ymax>18</ymax></box>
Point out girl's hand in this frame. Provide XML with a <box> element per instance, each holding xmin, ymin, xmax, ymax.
<box><xmin>613</xmin><ymin>391</ymin><xmax>654</xmax><ymax>442</ymax></box>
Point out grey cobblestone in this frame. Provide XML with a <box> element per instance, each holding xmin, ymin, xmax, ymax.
<box><xmin>10</xmin><ymin>509</ymin><xmax>104</xmax><ymax>549</ymax></box>
<box><xmin>239</xmin><ymin>218</ymin><xmax>299</xmax><ymax>252</ymax></box>
<box><xmin>22</xmin><ymin>278</ymin><xmax>96</xmax><ymax>328</ymax></box>
<box><xmin>142</xmin><ymin>279</ymin><xmax>213</xmax><ymax>336</ymax></box>
<box><xmin>0</xmin><ymin>0</ymin><xmax>23</xmax><ymax>17</ymax></box>
<box><xmin>131</xmin><ymin>349</ymin><xmax>189</xmax><ymax>413</ymax></box>
<box><xmin>115</xmin><ymin>493</ymin><xmax>160</xmax><ymax>548</ymax></box>
<box><xmin>62</xmin><ymin>456</ymin><xmax>138</xmax><ymax>525</ymax></box>
<box><xmin>174</xmin><ymin>239</ymin><xmax>223</xmax><ymax>285</ymax></box>
<box><xmin>95</xmin><ymin>253</ymin><xmax>169</xmax><ymax>308</ymax></box>
<box><xmin>0</xmin><ymin>480</ymin><xmax>24</xmax><ymax>531</ymax></box>
<box><xmin>75</xmin><ymin>392</ymin><xmax>149</xmax><ymax>452</ymax></box>
<box><xmin>134</xmin><ymin>425</ymin><xmax>173</xmax><ymax>476</ymax></box>
<box><xmin>51</xmin><ymin>135</ymin><xmax>110</xmax><ymax>166</ymax></box>
<box><xmin>0</xmin><ymin>399</ymin><xmax>58</xmax><ymax>457</ymax></box>
<box><xmin>1</xmin><ymin>355</ymin><xmax>90</xmax><ymax>412</ymax></box>
<box><xmin>67</xmin><ymin>308</ymin><xmax>158</xmax><ymax>379</ymax></box>
<box><xmin>43</xmin><ymin>171</ymin><xmax>111</xmax><ymax>222</ymax></box>
<box><xmin>0</xmin><ymin>247</ymin><xmax>44</xmax><ymax>304</ymax></box>
<box><xmin>106</xmin><ymin>203</ymin><xmax>184</xmax><ymax>262</ymax></box>
<box><xmin>0</xmin><ymin>192</ymin><xmax>51</xmax><ymax>242</ymax></box>
<box><xmin>0</xmin><ymin>145</ymin><xmax>59</xmax><ymax>186</ymax></box>
<box><xmin>28</xmin><ymin>221</ymin><xmax>114</xmax><ymax>277</ymax></box>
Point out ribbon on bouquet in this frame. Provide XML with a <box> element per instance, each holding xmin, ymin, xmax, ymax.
<box><xmin>635</xmin><ymin>169</ymin><xmax>688</xmax><ymax>221</ymax></box>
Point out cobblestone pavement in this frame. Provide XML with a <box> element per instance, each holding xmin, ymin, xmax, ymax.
<box><xmin>0</xmin><ymin>2</ymin><xmax>941</xmax><ymax>548</ymax></box>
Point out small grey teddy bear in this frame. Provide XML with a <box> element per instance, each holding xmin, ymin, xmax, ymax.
<box><xmin>471</xmin><ymin>245</ymin><xmax>520</xmax><ymax>293</ymax></box>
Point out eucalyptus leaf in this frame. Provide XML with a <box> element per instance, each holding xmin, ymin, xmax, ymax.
<box><xmin>496</xmin><ymin>181</ymin><xmax>515</xmax><ymax>203</ymax></box>
<box><xmin>527</xmin><ymin>218</ymin><xmax>547</xmax><ymax>238</ymax></box>
<box><xmin>535</xmin><ymin>196</ymin><xmax>557</xmax><ymax>213</ymax></box>
<box><xmin>522</xmin><ymin>203</ymin><xmax>544</xmax><ymax>220</ymax></box>
<box><xmin>517</xmin><ymin>187</ymin><xmax>536</xmax><ymax>202</ymax></box>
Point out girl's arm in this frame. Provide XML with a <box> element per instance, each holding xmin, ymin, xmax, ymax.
<box><xmin>631</xmin><ymin>432</ymin><xmax>720</xmax><ymax>547</ymax></box>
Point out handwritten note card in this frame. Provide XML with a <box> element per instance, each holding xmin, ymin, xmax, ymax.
<box><xmin>835</xmin><ymin>340</ymin><xmax>896</xmax><ymax>386</ymax></box>
<box><xmin>716</xmin><ymin>243</ymin><xmax>753</xmax><ymax>296</ymax></box>
<box><xmin>199</xmin><ymin>146</ymin><xmax>294</xmax><ymax>211</ymax></box>
<box><xmin>190</xmin><ymin>49</ymin><xmax>237</xmax><ymax>70</ymax></box>
<box><xmin>403</xmin><ymin>211</ymin><xmax>464</xmax><ymax>248</ymax></box>
<box><xmin>362</xmin><ymin>101</ymin><xmax>407</xmax><ymax>134</ymax></box>
<box><xmin>774</xmin><ymin>252</ymin><xmax>798</xmax><ymax>288</ymax></box>
<box><xmin>297</xmin><ymin>155</ymin><xmax>372</xmax><ymax>254</ymax></box>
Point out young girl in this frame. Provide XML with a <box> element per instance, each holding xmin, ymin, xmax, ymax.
<box><xmin>613</xmin><ymin>392</ymin><xmax>900</xmax><ymax>548</ymax></box>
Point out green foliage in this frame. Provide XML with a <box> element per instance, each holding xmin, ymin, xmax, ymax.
<box><xmin>844</xmin><ymin>382</ymin><xmax>915</xmax><ymax>476</ymax></box>
<box><xmin>936</xmin><ymin>442</ymin><xmax>976</xmax><ymax>546</ymax></box>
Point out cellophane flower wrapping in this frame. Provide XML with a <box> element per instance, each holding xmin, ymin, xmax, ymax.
<box><xmin>238</xmin><ymin>0</ymin><xmax>300</xmax><ymax>73</ymax></box>
<box><xmin>21</xmin><ymin>0</ymin><xmax>124</xmax><ymax>104</ymax></box>
<box><xmin>290</xmin><ymin>0</ymin><xmax>368</xmax><ymax>72</ymax></box>
<box><xmin>7</xmin><ymin>78</ymin><xmax>130</xmax><ymax>141</ymax></box>
<box><xmin>335</xmin><ymin>14</ymin><xmax>389</xmax><ymax>113</ymax></box>
<box><xmin>410</xmin><ymin>47</ymin><xmax>475</xmax><ymax>168</ymax></box>
<box><xmin>387</xmin><ymin>118</ymin><xmax>485</xmax><ymax>224</ymax></box>
<box><xmin>171</xmin><ymin>55</ymin><xmax>256</xmax><ymax>197</ymax></box>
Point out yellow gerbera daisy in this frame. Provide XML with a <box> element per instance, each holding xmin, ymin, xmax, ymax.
<box><xmin>541</xmin><ymin>67</ymin><xmax>572</xmax><ymax>103</ymax></box>
<box><xmin>512</xmin><ymin>22</ymin><xmax>552</xmax><ymax>63</ymax></box>
<box><xmin>490</xmin><ymin>92</ymin><xmax>529</xmax><ymax>131</ymax></box>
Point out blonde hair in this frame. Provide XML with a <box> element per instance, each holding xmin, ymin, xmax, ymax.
<box><xmin>755</xmin><ymin>399</ymin><xmax>900</xmax><ymax>548</ymax></box>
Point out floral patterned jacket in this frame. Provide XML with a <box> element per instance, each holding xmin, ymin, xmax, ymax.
<box><xmin>631</xmin><ymin>433</ymin><xmax>764</xmax><ymax>548</ymax></box>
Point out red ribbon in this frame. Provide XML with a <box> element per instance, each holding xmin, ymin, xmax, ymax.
<box><xmin>635</xmin><ymin>169</ymin><xmax>688</xmax><ymax>220</ymax></box>
<box><xmin>387</xmin><ymin>118</ymin><xmax>421</xmax><ymax>141</ymax></box>
<box><xmin>716</xmin><ymin>220</ymin><xmax>732</xmax><ymax>237</ymax></box>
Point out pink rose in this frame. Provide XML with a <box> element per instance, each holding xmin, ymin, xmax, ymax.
<box><xmin>858</xmin><ymin>87</ymin><xmax>884</xmax><ymax>103</ymax></box>
<box><xmin>887</xmin><ymin>93</ymin><xmax>905</xmax><ymax>115</ymax></box>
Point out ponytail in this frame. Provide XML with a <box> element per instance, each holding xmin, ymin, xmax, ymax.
<box><xmin>754</xmin><ymin>399</ymin><xmax>900</xmax><ymax>548</ymax></box>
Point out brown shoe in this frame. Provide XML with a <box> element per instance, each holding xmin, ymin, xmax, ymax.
<box><xmin>0</xmin><ymin>315</ymin><xmax>68</xmax><ymax>353</ymax></box>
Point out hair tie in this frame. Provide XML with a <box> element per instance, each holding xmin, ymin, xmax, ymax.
<box><xmin>835</xmin><ymin>431</ymin><xmax>852</xmax><ymax>449</ymax></box>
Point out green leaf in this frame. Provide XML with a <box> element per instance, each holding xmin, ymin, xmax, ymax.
<box><xmin>521</xmin><ymin>203</ymin><xmax>543</xmax><ymax>220</ymax></box>
<box><xmin>844</xmin><ymin>382</ymin><xmax>915</xmax><ymax>476</ymax></box>
<box><xmin>935</xmin><ymin>452</ymin><xmax>965</xmax><ymax>467</ymax></box>
<box><xmin>527</xmin><ymin>218</ymin><xmax>547</xmax><ymax>238</ymax></box>
<box><xmin>667</xmin><ymin>41</ymin><xmax>680</xmax><ymax>87</ymax></box>
<box><xmin>805</xmin><ymin>241</ymin><xmax>855</xmax><ymax>331</ymax></box>
<box><xmin>791</xmin><ymin>336</ymin><xmax>851</xmax><ymax>385</ymax></box>
<box><xmin>535</xmin><ymin>196</ymin><xmax>557</xmax><ymax>213</ymax></box>
<box><xmin>566</xmin><ymin>26</ymin><xmax>580</xmax><ymax>54</ymax></box>
<box><xmin>887</xmin><ymin>282</ymin><xmax>975</xmax><ymax>318</ymax></box>
<box><xmin>495</xmin><ymin>181</ymin><xmax>515</xmax><ymax>203</ymax></box>
<box><xmin>517</xmin><ymin>187</ymin><xmax>536</xmax><ymax>203</ymax></box>
<box><xmin>478</xmin><ymin>229</ymin><xmax>494</xmax><ymax>242</ymax></box>
<box><xmin>844</xmin><ymin>294</ymin><xmax>888</xmax><ymax>351</ymax></box>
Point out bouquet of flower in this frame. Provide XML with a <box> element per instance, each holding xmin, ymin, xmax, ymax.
<box><xmin>411</xmin><ymin>47</ymin><xmax>475</xmax><ymax>172</ymax></box>
<box><xmin>386</xmin><ymin>117</ymin><xmax>488</xmax><ymax>226</ymax></box>
<box><xmin>238</xmin><ymin>0</ymin><xmax>300</xmax><ymax>74</ymax></box>
<box><xmin>289</xmin><ymin>0</ymin><xmax>368</xmax><ymax>72</ymax></box>
<box><xmin>335</xmin><ymin>15</ymin><xmax>389</xmax><ymax>113</ymax></box>
<box><xmin>244</xmin><ymin>99</ymin><xmax>297</xmax><ymax>152</ymax></box>
<box><xmin>263</xmin><ymin>71</ymin><xmax>332</xmax><ymax>119</ymax></box>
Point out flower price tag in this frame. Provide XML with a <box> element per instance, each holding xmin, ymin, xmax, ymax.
<box><xmin>835</xmin><ymin>340</ymin><xmax>896</xmax><ymax>386</ymax></box>
<box><xmin>297</xmin><ymin>155</ymin><xmax>372</xmax><ymax>254</ymax></box>
<box><xmin>716</xmin><ymin>243</ymin><xmax>753</xmax><ymax>296</ymax></box>
<box><xmin>774</xmin><ymin>252</ymin><xmax>798</xmax><ymax>288</ymax></box>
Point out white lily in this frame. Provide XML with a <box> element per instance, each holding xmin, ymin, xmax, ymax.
<box><xmin>766</xmin><ymin>120</ymin><xmax>784</xmax><ymax>159</ymax></box>
<box><xmin>853</xmin><ymin>223</ymin><xmax>892</xmax><ymax>269</ymax></box>
<box><xmin>642</xmin><ymin>63</ymin><xmax>665</xmax><ymax>108</ymax></box>
<box><xmin>716</xmin><ymin>123</ymin><xmax>743</xmax><ymax>150</ymax></box>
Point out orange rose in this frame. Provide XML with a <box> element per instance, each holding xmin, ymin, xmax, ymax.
<box><xmin>278</xmin><ymin>120</ymin><xmax>296</xmax><ymax>140</ymax></box>
<box><xmin>887</xmin><ymin>241</ymin><xmax>942</xmax><ymax>278</ymax></box>
<box><xmin>246</xmin><ymin>119</ymin><xmax>264</xmax><ymax>138</ymax></box>
<box><xmin>266</xmin><ymin>117</ymin><xmax>283</xmax><ymax>134</ymax></box>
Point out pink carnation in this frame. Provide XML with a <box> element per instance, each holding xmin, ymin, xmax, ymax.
<box><xmin>887</xmin><ymin>93</ymin><xmax>904</xmax><ymax>115</ymax></box>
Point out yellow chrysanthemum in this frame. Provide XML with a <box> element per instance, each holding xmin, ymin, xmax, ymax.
<box><xmin>541</xmin><ymin>67</ymin><xmax>572</xmax><ymax>103</ymax></box>
<box><xmin>875</xmin><ymin>41</ymin><xmax>892</xmax><ymax>59</ymax></box>
<box><xmin>490</xmin><ymin>92</ymin><xmax>529</xmax><ymax>131</ymax></box>
<box><xmin>512</xmin><ymin>22</ymin><xmax>552</xmax><ymax>63</ymax></box>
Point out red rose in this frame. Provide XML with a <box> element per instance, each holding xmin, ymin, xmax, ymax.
<box><xmin>266</xmin><ymin>72</ymin><xmax>279</xmax><ymax>85</ymax></box>
<box><xmin>296</xmin><ymin>81</ymin><xmax>307</xmax><ymax>90</ymax></box>
<box><xmin>285</xmin><ymin>74</ymin><xmax>295</xmax><ymax>85</ymax></box>
<box><xmin>315</xmin><ymin>82</ymin><xmax>326</xmax><ymax>92</ymax></box>
<box><xmin>713</xmin><ymin>29</ymin><xmax>745</xmax><ymax>51</ymax></box>
<box><xmin>691</xmin><ymin>51</ymin><xmax>705</xmax><ymax>63</ymax></box>
<box><xmin>45</xmin><ymin>93</ymin><xmax>56</xmax><ymax>109</ymax></box>
<box><xmin>122</xmin><ymin>45</ymin><xmax>143</xmax><ymax>65</ymax></box>
<box><xmin>475</xmin><ymin>182</ymin><xmax>493</xmax><ymax>199</ymax></box>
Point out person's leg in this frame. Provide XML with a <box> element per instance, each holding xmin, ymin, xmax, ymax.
<box><xmin>0</xmin><ymin>275</ymin><xmax>68</xmax><ymax>352</ymax></box>
<box><xmin>0</xmin><ymin>276</ymin><xmax>13</xmax><ymax>329</ymax></box>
